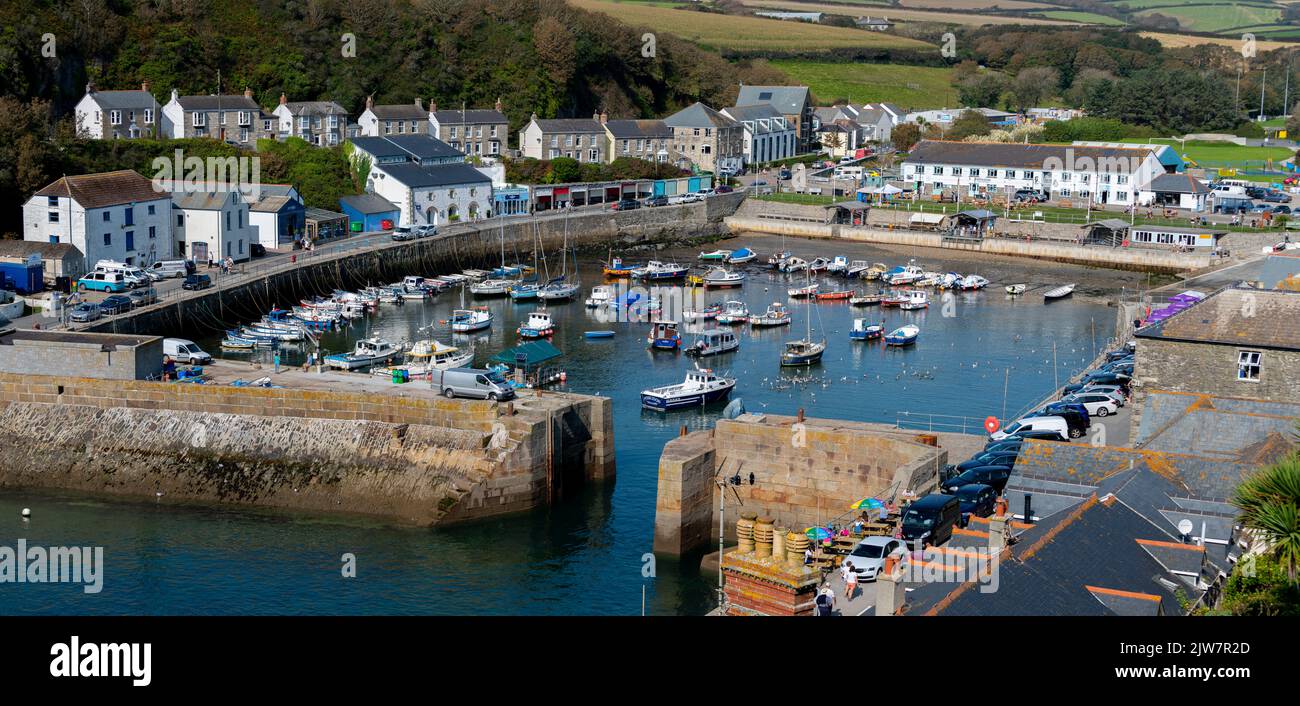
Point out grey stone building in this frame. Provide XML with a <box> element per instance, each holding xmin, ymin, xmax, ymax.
<box><xmin>161</xmin><ymin>88</ymin><xmax>276</xmax><ymax>144</ymax></box>
<box><xmin>1132</xmin><ymin>286</ymin><xmax>1300</xmax><ymax>429</ymax></box>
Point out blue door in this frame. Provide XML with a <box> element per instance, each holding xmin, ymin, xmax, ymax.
<box><xmin>688</xmin><ymin>177</ymin><xmax>701</xmax><ymax>193</ymax></box>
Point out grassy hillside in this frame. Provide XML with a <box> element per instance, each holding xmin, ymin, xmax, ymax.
<box><xmin>770</xmin><ymin>60</ymin><xmax>956</xmax><ymax>107</ymax></box>
<box><xmin>567</xmin><ymin>0</ymin><xmax>933</xmax><ymax>50</ymax></box>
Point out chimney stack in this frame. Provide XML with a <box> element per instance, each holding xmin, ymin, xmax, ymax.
<box><xmin>431</xmin><ymin>101</ymin><xmax>437</xmax><ymax>113</ymax></box>
<box><xmin>244</xmin><ymin>87</ymin><xmax>253</xmax><ymax>99</ymax></box>
<box><xmin>495</xmin><ymin>96</ymin><xmax>503</xmax><ymax>113</ymax></box>
<box><xmin>599</xmin><ymin>110</ymin><xmax>608</xmax><ymax>125</ymax></box>
<box><xmin>414</xmin><ymin>97</ymin><xmax>422</xmax><ymax>110</ymax></box>
<box><xmin>365</xmin><ymin>94</ymin><xmax>373</xmax><ymax>110</ymax></box>
<box><xmin>279</xmin><ymin>91</ymin><xmax>287</xmax><ymax>105</ymax></box>
<box><xmin>141</xmin><ymin>81</ymin><xmax>150</xmax><ymax>93</ymax></box>
<box><xmin>86</xmin><ymin>82</ymin><xmax>95</xmax><ymax>95</ymax></box>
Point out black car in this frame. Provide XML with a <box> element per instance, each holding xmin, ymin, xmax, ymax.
<box><xmin>1008</xmin><ymin>428</ymin><xmax>1069</xmax><ymax>443</ymax></box>
<box><xmin>98</xmin><ymin>294</ymin><xmax>134</xmax><ymax>315</ymax></box>
<box><xmin>955</xmin><ymin>450</ymin><xmax>1018</xmax><ymax>474</ymax></box>
<box><xmin>1062</xmin><ymin>371</ymin><xmax>1131</xmax><ymax>396</ymax></box>
<box><xmin>645</xmin><ymin>195</ymin><xmax>669</xmax><ymax>207</ymax></box>
<box><xmin>715</xmin><ymin>185</ymin><xmax>734</xmax><ymax>194</ymax></box>
<box><xmin>952</xmin><ymin>484</ymin><xmax>998</xmax><ymax>526</ymax></box>
<box><xmin>1272</xmin><ymin>205</ymin><xmax>1292</xmax><ymax>214</ymax></box>
<box><xmin>942</xmin><ymin>466</ymin><xmax>1013</xmax><ymax>494</ymax></box>
<box><xmin>250</xmin><ymin>243</ymin><xmax>266</xmax><ymax>257</ymax></box>
<box><xmin>982</xmin><ymin>438</ymin><xmax>1024</xmax><ymax>454</ymax></box>
<box><xmin>181</xmin><ymin>273</ymin><xmax>213</xmax><ymax>291</ymax></box>
<box><xmin>613</xmin><ymin>198</ymin><xmax>641</xmax><ymax>211</ymax></box>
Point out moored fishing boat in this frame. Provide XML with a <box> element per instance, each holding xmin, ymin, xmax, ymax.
<box><xmin>863</xmin><ymin>262</ymin><xmax>888</xmax><ymax>281</ymax></box>
<box><xmin>807</xmin><ymin>257</ymin><xmax>831</xmax><ymax>273</ymax></box>
<box><xmin>750</xmin><ymin>302</ymin><xmax>791</xmax><ymax>327</ymax></box>
<box><xmin>375</xmin><ymin>340</ymin><xmax>474</xmax><ymax>377</ymax></box>
<box><xmin>881</xmin><ymin>291</ymin><xmax>908</xmax><ymax>307</ymax></box>
<box><xmin>603</xmin><ymin>257</ymin><xmax>639</xmax><ymax>278</ymax></box>
<box><xmin>683</xmin><ymin>302</ymin><xmax>723</xmax><ymax>322</ymax></box>
<box><xmin>726</xmin><ymin>247</ymin><xmax>757</xmax><ymax>264</ymax></box>
<box><xmin>885</xmin><ymin>324</ymin><xmax>920</xmax><ymax>346</ymax></box>
<box><xmin>846</xmin><ymin>260</ymin><xmax>871</xmax><ymax>278</ymax></box>
<box><xmin>449</xmin><ymin>307</ymin><xmax>493</xmax><ymax>333</ymax></box>
<box><xmin>640</xmin><ymin>365</ymin><xmax>736</xmax><ymax>411</ymax></box>
<box><xmin>469</xmin><ymin>279</ymin><xmax>512</xmax><ymax>296</ymax></box>
<box><xmin>684</xmin><ymin>328</ymin><xmax>739</xmax><ymax>357</ymax></box>
<box><xmin>703</xmin><ymin>267</ymin><xmax>745</xmax><ymax>288</ymax></box>
<box><xmin>646</xmin><ymin>320</ymin><xmax>681</xmax><ymax>350</ymax></box>
<box><xmin>698</xmin><ymin>249</ymin><xmax>730</xmax><ymax>261</ymax></box>
<box><xmin>715</xmin><ymin>300</ymin><xmax>750</xmax><ymax>325</ymax></box>
<box><xmin>815</xmin><ymin>289</ymin><xmax>853</xmax><ymax>301</ymax></box>
<box><xmin>635</xmin><ymin>260</ymin><xmax>688</xmax><ymax>281</ymax></box>
<box><xmin>509</xmin><ymin>282</ymin><xmax>542</xmax><ymax>301</ymax></box>
<box><xmin>325</xmin><ymin>337</ymin><xmax>399</xmax><ymax>370</ymax></box>
<box><xmin>827</xmin><ymin>256</ymin><xmax>849</xmax><ymax>274</ymax></box>
<box><xmin>517</xmin><ymin>311</ymin><xmax>555</xmax><ymax>338</ymax></box>
<box><xmin>768</xmin><ymin>250</ymin><xmax>793</xmax><ymax>268</ymax></box>
<box><xmin>788</xmin><ymin>283</ymin><xmax>819</xmax><ymax>298</ymax></box>
<box><xmin>850</xmin><ymin>293</ymin><xmax>882</xmax><ymax>306</ymax></box>
<box><xmin>585</xmin><ymin>285</ymin><xmax>615</xmax><ymax>308</ymax></box>
<box><xmin>779</xmin><ymin>256</ymin><xmax>808</xmax><ymax>273</ymax></box>
<box><xmin>899</xmin><ymin>289</ymin><xmax>929</xmax><ymax>310</ymax></box>
<box><xmin>849</xmin><ymin>319</ymin><xmax>884</xmax><ymax>341</ymax></box>
<box><xmin>780</xmin><ymin>338</ymin><xmax>825</xmax><ymax>366</ymax></box>
<box><xmin>882</xmin><ymin>262</ymin><xmax>925</xmax><ymax>286</ymax></box>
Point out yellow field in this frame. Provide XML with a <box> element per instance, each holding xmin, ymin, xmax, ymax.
<box><xmin>738</xmin><ymin>0</ymin><xmax>1082</xmax><ymax>26</ymax></box>
<box><xmin>567</xmin><ymin>0</ymin><xmax>934</xmax><ymax>49</ymax></box>
<box><xmin>1140</xmin><ymin>31</ymin><xmax>1299</xmax><ymax>50</ymax></box>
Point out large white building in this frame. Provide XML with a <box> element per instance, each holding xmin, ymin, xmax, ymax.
<box><xmin>172</xmin><ymin>190</ymin><xmax>256</xmax><ymax>264</ymax></box>
<box><xmin>367</xmin><ymin>163</ymin><xmax>494</xmax><ymax>227</ymax></box>
<box><xmin>22</xmin><ymin>170</ymin><xmax>173</xmax><ymax>269</ymax></box>
<box><xmin>721</xmin><ymin>104</ymin><xmax>796</xmax><ymax>166</ymax></box>
<box><xmin>901</xmin><ymin>141</ymin><xmax>1168</xmax><ymax>206</ymax></box>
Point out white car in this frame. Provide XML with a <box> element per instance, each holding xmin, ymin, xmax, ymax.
<box><xmin>989</xmin><ymin>415</ymin><xmax>1070</xmax><ymax>442</ymax></box>
<box><xmin>677</xmin><ymin>193</ymin><xmax>704</xmax><ymax>204</ymax></box>
<box><xmin>1062</xmin><ymin>392</ymin><xmax>1119</xmax><ymax>417</ymax></box>
<box><xmin>843</xmin><ymin>536</ymin><xmax>907</xmax><ymax>582</ymax></box>
<box><xmin>1077</xmin><ymin>384</ymin><xmax>1127</xmax><ymax>406</ymax></box>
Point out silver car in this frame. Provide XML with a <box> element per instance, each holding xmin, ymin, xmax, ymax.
<box><xmin>843</xmin><ymin>536</ymin><xmax>907</xmax><ymax>582</ymax></box>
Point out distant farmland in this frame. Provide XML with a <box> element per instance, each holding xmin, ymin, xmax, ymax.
<box><xmin>566</xmin><ymin>0</ymin><xmax>932</xmax><ymax>50</ymax></box>
<box><xmin>771</xmin><ymin>61</ymin><xmax>957</xmax><ymax>107</ymax></box>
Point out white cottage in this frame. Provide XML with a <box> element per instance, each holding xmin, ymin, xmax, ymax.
<box><xmin>22</xmin><ymin>170</ymin><xmax>173</xmax><ymax>269</ymax></box>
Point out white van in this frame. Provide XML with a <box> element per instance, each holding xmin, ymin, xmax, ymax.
<box><xmin>147</xmin><ymin>259</ymin><xmax>193</xmax><ymax>279</ymax></box>
<box><xmin>834</xmin><ymin>166</ymin><xmax>864</xmax><ymax>181</ymax></box>
<box><xmin>1210</xmin><ymin>182</ymin><xmax>1247</xmax><ymax>196</ymax></box>
<box><xmin>94</xmin><ymin>260</ymin><xmax>149</xmax><ymax>288</ymax></box>
<box><xmin>988</xmin><ymin>415</ymin><xmax>1070</xmax><ymax>442</ymax></box>
<box><xmin>163</xmin><ymin>338</ymin><xmax>212</xmax><ymax>365</ymax></box>
<box><xmin>431</xmin><ymin>367</ymin><xmax>516</xmax><ymax>401</ymax></box>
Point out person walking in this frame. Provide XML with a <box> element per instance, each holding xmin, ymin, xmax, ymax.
<box><xmin>844</xmin><ymin>563</ymin><xmax>858</xmax><ymax>599</ymax></box>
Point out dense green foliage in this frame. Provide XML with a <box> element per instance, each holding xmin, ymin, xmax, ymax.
<box><xmin>1216</xmin><ymin>554</ymin><xmax>1300</xmax><ymax>616</ymax></box>
<box><xmin>1233</xmin><ymin>452</ymin><xmax>1300</xmax><ymax>584</ymax></box>
<box><xmin>506</xmin><ymin>156</ymin><xmax>686</xmax><ymax>184</ymax></box>
<box><xmin>1041</xmin><ymin>116</ymin><xmax>1157</xmax><ymax>143</ymax></box>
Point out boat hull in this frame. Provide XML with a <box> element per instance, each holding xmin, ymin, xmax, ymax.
<box><xmin>640</xmin><ymin>385</ymin><xmax>734</xmax><ymax>410</ymax></box>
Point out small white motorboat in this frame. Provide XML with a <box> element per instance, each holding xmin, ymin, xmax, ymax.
<box><xmin>885</xmin><ymin>324</ymin><xmax>920</xmax><ymax>346</ymax></box>
<box><xmin>517</xmin><ymin>311</ymin><xmax>555</xmax><ymax>338</ymax></box>
<box><xmin>1044</xmin><ymin>284</ymin><xmax>1076</xmax><ymax>300</ymax></box>
<box><xmin>703</xmin><ymin>268</ymin><xmax>745</xmax><ymax>288</ymax></box>
<box><xmin>684</xmin><ymin>328</ymin><xmax>740</xmax><ymax>357</ymax></box>
<box><xmin>750</xmin><ymin>302</ymin><xmax>791</xmax><ymax>327</ymax></box>
<box><xmin>1006</xmin><ymin>283</ymin><xmax>1028</xmax><ymax>295</ymax></box>
<box><xmin>899</xmin><ymin>289</ymin><xmax>929</xmax><ymax>310</ymax></box>
<box><xmin>715</xmin><ymin>300</ymin><xmax>750</xmax><ymax>325</ymax></box>
<box><xmin>325</xmin><ymin>337</ymin><xmax>399</xmax><ymax>370</ymax></box>
<box><xmin>585</xmin><ymin>285</ymin><xmax>615</xmax><ymax>308</ymax></box>
<box><xmin>470</xmin><ymin>279</ymin><xmax>512</xmax><ymax>296</ymax></box>
<box><xmin>449</xmin><ymin>307</ymin><xmax>493</xmax><ymax>333</ymax></box>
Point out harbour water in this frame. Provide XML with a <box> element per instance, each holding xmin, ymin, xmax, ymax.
<box><xmin>2</xmin><ymin>236</ymin><xmax>1120</xmax><ymax>615</ymax></box>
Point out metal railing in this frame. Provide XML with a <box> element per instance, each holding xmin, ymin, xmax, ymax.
<box><xmin>894</xmin><ymin>411</ymin><xmax>994</xmax><ymax>435</ymax></box>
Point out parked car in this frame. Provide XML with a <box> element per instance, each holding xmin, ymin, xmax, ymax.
<box><xmin>1012</xmin><ymin>428</ymin><xmax>1070</xmax><ymax>443</ymax></box>
<box><xmin>1061</xmin><ymin>392</ymin><xmax>1119</xmax><ymax>417</ymax></box>
<box><xmin>250</xmin><ymin>243</ymin><xmax>266</xmax><ymax>257</ymax></box>
<box><xmin>164</xmin><ymin>338</ymin><xmax>212</xmax><ymax>365</ymax></box>
<box><xmin>1263</xmin><ymin>191</ymin><xmax>1291</xmax><ymax>203</ymax></box>
<box><xmin>77</xmin><ymin>271</ymin><xmax>129</xmax><ymax>293</ymax></box>
<box><xmin>181</xmin><ymin>273</ymin><xmax>212</xmax><ymax>291</ymax></box>
<box><xmin>989</xmin><ymin>415</ymin><xmax>1071</xmax><ymax>442</ymax></box>
<box><xmin>612</xmin><ymin>198</ymin><xmax>641</xmax><ymax>211</ymax></box>
<box><xmin>1272</xmin><ymin>205</ymin><xmax>1292</xmax><ymax>214</ymax></box>
<box><xmin>128</xmin><ymin>287</ymin><xmax>158</xmax><ymax>308</ymax></box>
<box><xmin>952</xmin><ymin>483</ymin><xmax>998</xmax><ymax>526</ymax></box>
<box><xmin>147</xmin><ymin>259</ymin><xmax>194</xmax><ymax>280</ymax></box>
<box><xmin>413</xmin><ymin>224</ymin><xmax>438</xmax><ymax>237</ymax></box>
<box><xmin>391</xmin><ymin>225</ymin><xmax>415</xmax><ymax>241</ymax></box>
<box><xmin>843</xmin><ymin>536</ymin><xmax>906</xmax><ymax>582</ymax></box>
<box><xmin>97</xmin><ymin>294</ymin><xmax>134</xmax><ymax>315</ymax></box>
<box><xmin>900</xmin><ymin>494</ymin><xmax>962</xmax><ymax>547</ymax></box>
<box><xmin>68</xmin><ymin>302</ymin><xmax>101</xmax><ymax>323</ymax></box>
<box><xmin>1075</xmin><ymin>384</ymin><xmax>1127</xmax><ymax>406</ymax></box>
<box><xmin>955</xmin><ymin>450</ymin><xmax>1018</xmax><ymax>475</ymax></box>
<box><xmin>715</xmin><ymin>185</ymin><xmax>734</xmax><ymax>194</ymax></box>
<box><xmin>1013</xmin><ymin>189</ymin><xmax>1047</xmax><ymax>203</ymax></box>
<box><xmin>677</xmin><ymin>193</ymin><xmax>704</xmax><ymax>204</ymax></box>
<box><xmin>942</xmin><ymin>465</ymin><xmax>1013</xmax><ymax>494</ymax></box>
<box><xmin>1020</xmin><ymin>406</ymin><xmax>1089</xmax><ymax>438</ymax></box>
<box><xmin>1062</xmin><ymin>371</ymin><xmax>1131</xmax><ymax>396</ymax></box>
<box><xmin>644</xmin><ymin>195</ymin><xmax>669</xmax><ymax>207</ymax></box>
<box><xmin>982</xmin><ymin>438</ymin><xmax>1024</xmax><ymax>454</ymax></box>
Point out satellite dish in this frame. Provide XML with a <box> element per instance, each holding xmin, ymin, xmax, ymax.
<box><xmin>722</xmin><ymin>398</ymin><xmax>745</xmax><ymax>420</ymax></box>
<box><xmin>1177</xmin><ymin>519</ymin><xmax>1194</xmax><ymax>536</ymax></box>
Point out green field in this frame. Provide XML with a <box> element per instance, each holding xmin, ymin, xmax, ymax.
<box><xmin>1035</xmin><ymin>10</ymin><xmax>1127</xmax><ymax>24</ymax></box>
<box><xmin>770</xmin><ymin>60</ymin><xmax>957</xmax><ymax>107</ymax></box>
<box><xmin>1135</xmin><ymin>4</ymin><xmax>1281</xmax><ymax>33</ymax></box>
<box><xmin>1117</xmin><ymin>139</ymin><xmax>1293</xmax><ymax>165</ymax></box>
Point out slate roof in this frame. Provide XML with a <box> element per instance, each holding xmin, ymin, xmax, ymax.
<box><xmin>905</xmin><ymin>140</ymin><xmax>1154</xmax><ymax>172</ymax></box>
<box><xmin>1144</xmin><ymin>173</ymin><xmax>1211</xmax><ymax>194</ymax></box>
<box><xmin>603</xmin><ymin>119</ymin><xmax>672</xmax><ymax>139</ymax></box>
<box><xmin>175</xmin><ymin>95</ymin><xmax>261</xmax><ymax>112</ymax></box>
<box><xmin>339</xmin><ymin>193</ymin><xmax>398</xmax><ymax>214</ymax></box>
<box><xmin>280</xmin><ymin>101</ymin><xmax>347</xmax><ymax>116</ymax></box>
<box><xmin>0</xmin><ymin>240</ymin><xmax>82</xmax><ymax>260</ymax></box>
<box><xmin>374</xmin><ymin>163</ymin><xmax>490</xmax><ymax>189</ymax></box>
<box><xmin>249</xmin><ymin>195</ymin><xmax>293</xmax><ymax>213</ymax></box>
<box><xmin>736</xmin><ymin>86</ymin><xmax>809</xmax><ymax>116</ymax></box>
<box><xmin>1136</xmin><ymin>286</ymin><xmax>1300</xmax><ymax>351</ymax></box>
<box><xmin>350</xmin><ymin>135</ymin><xmax>463</xmax><ymax>162</ymax></box>
<box><xmin>85</xmin><ymin>90</ymin><xmax>158</xmax><ymax>110</ymax></box>
<box><xmin>370</xmin><ymin>104</ymin><xmax>428</xmax><ymax>120</ymax></box>
<box><xmin>532</xmin><ymin>118</ymin><xmax>604</xmax><ymax>133</ymax></box>
<box><xmin>663</xmin><ymin>102</ymin><xmax>738</xmax><ymax>130</ymax></box>
<box><xmin>34</xmin><ymin>170</ymin><xmax>167</xmax><ymax>209</ymax></box>
<box><xmin>431</xmin><ymin>109</ymin><xmax>507</xmax><ymax>125</ymax></box>
<box><xmin>172</xmin><ymin>191</ymin><xmax>237</xmax><ymax>210</ymax></box>
<box><xmin>922</xmin><ymin>498</ymin><xmax>1194</xmax><ymax>616</ymax></box>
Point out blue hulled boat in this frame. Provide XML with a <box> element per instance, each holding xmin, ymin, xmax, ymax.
<box><xmin>640</xmin><ymin>366</ymin><xmax>737</xmax><ymax>411</ymax></box>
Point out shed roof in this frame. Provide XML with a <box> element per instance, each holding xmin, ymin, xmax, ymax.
<box><xmin>490</xmin><ymin>339</ymin><xmax>563</xmax><ymax>366</ymax></box>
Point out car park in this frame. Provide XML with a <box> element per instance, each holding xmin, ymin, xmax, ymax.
<box><xmin>843</xmin><ymin>536</ymin><xmax>906</xmax><ymax>582</ymax></box>
<box><xmin>942</xmin><ymin>466</ymin><xmax>1013</xmax><ymax>494</ymax></box>
<box><xmin>128</xmin><ymin>287</ymin><xmax>158</xmax><ymax>308</ymax></box>
<box><xmin>68</xmin><ymin>302</ymin><xmax>101</xmax><ymax>323</ymax></box>
<box><xmin>952</xmin><ymin>483</ymin><xmax>998</xmax><ymax>526</ymax></box>
<box><xmin>181</xmin><ymin>273</ymin><xmax>212</xmax><ymax>291</ymax></box>
<box><xmin>1061</xmin><ymin>392</ymin><xmax>1119</xmax><ymax>417</ymax></box>
<box><xmin>98</xmin><ymin>294</ymin><xmax>135</xmax><ymax>315</ymax></box>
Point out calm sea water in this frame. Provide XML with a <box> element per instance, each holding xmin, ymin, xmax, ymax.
<box><xmin>1</xmin><ymin>243</ymin><xmax>1114</xmax><ymax>615</ymax></box>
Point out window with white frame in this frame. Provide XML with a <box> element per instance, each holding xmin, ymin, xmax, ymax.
<box><xmin>1238</xmin><ymin>350</ymin><xmax>1261</xmax><ymax>381</ymax></box>
<box><xmin>144</xmin><ymin>109</ymin><xmax>153</xmax><ymax>124</ymax></box>
<box><xmin>110</xmin><ymin>110</ymin><xmax>121</xmax><ymax>125</ymax></box>
<box><xmin>192</xmin><ymin>112</ymin><xmax>205</xmax><ymax>127</ymax></box>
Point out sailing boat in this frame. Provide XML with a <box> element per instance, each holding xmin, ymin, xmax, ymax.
<box><xmin>509</xmin><ymin>220</ymin><xmax>542</xmax><ymax>301</ymax></box>
<box><xmin>780</xmin><ymin>270</ymin><xmax>826</xmax><ymax>367</ymax></box>
<box><xmin>539</xmin><ymin>210</ymin><xmax>580</xmax><ymax>301</ymax></box>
